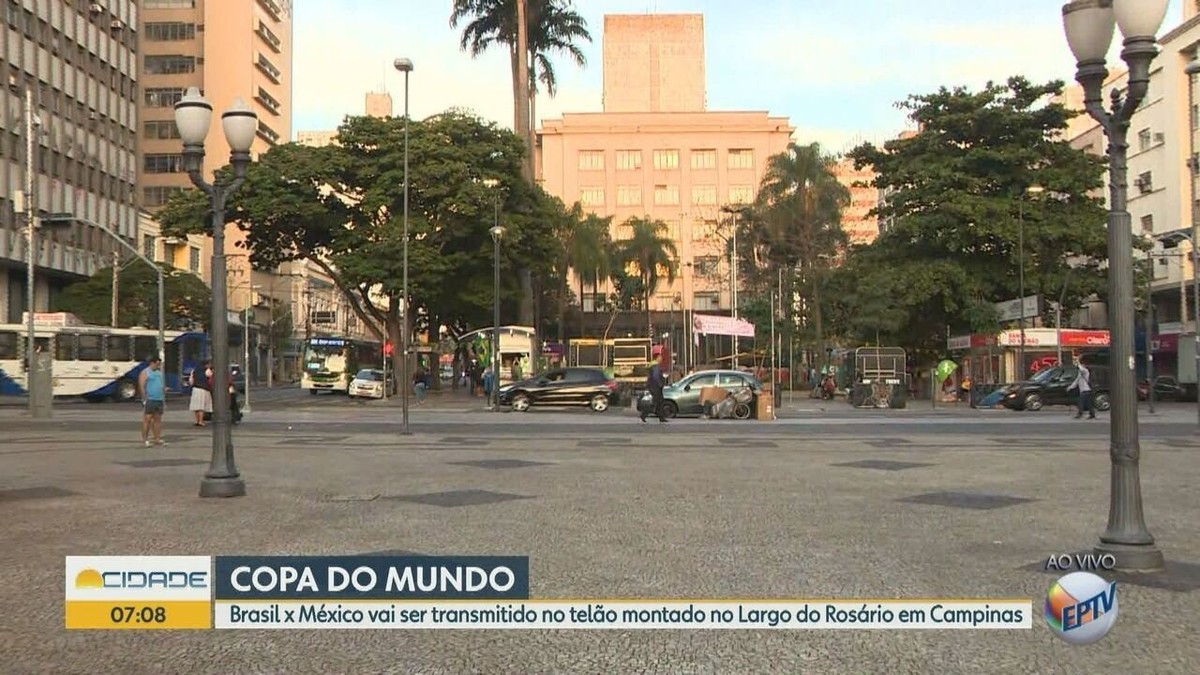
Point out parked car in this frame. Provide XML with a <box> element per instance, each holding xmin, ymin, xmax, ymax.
<box><xmin>349</xmin><ymin>368</ymin><xmax>392</xmax><ymax>399</ymax></box>
<box><xmin>1001</xmin><ymin>365</ymin><xmax>1111</xmax><ymax>412</ymax></box>
<box><xmin>1138</xmin><ymin>375</ymin><xmax>1193</xmax><ymax>402</ymax></box>
<box><xmin>638</xmin><ymin>369</ymin><xmax>765</xmax><ymax>418</ymax></box>
<box><xmin>497</xmin><ymin>367</ymin><xmax>618</xmax><ymax>412</ymax></box>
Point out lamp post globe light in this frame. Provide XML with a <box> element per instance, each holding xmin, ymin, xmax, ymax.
<box><xmin>1062</xmin><ymin>0</ymin><xmax>1167</xmax><ymax>570</ymax></box>
<box><xmin>175</xmin><ymin>87</ymin><xmax>257</xmax><ymax>499</ymax></box>
<box><xmin>490</xmin><ymin>225</ymin><xmax>505</xmax><ymax>411</ymax></box>
<box><xmin>393</xmin><ymin>57</ymin><xmax>413</xmax><ymax>435</ymax></box>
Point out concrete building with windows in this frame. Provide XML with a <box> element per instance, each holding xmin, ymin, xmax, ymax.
<box><xmin>136</xmin><ymin>0</ymin><xmax>292</xmax><ymax>312</ymax></box>
<box><xmin>0</xmin><ymin>0</ymin><xmax>140</xmax><ymax>324</ymax></box>
<box><xmin>537</xmin><ymin>13</ymin><xmax>794</xmax><ymax>320</ymax></box>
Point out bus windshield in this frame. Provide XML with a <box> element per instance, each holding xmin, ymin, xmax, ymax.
<box><xmin>304</xmin><ymin>340</ymin><xmax>348</xmax><ymax>374</ymax></box>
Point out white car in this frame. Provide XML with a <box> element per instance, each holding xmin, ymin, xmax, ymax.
<box><xmin>348</xmin><ymin>368</ymin><xmax>389</xmax><ymax>399</ymax></box>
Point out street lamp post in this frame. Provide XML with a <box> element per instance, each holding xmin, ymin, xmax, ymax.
<box><xmin>241</xmin><ymin>283</ymin><xmax>261</xmax><ymax>414</ymax></box>
<box><xmin>1186</xmin><ymin>55</ymin><xmax>1200</xmax><ymax>428</ymax></box>
<box><xmin>22</xmin><ymin>87</ymin><xmax>42</xmax><ymax>416</ymax></box>
<box><xmin>1145</xmin><ymin>249</ymin><xmax>1155</xmax><ymax>414</ymax></box>
<box><xmin>175</xmin><ymin>87</ymin><xmax>258</xmax><ymax>499</ymax></box>
<box><xmin>394</xmin><ymin>57</ymin><xmax>414</xmax><ymax>435</ymax></box>
<box><xmin>490</xmin><ymin>225</ymin><xmax>506</xmax><ymax>411</ymax></box>
<box><xmin>1062</xmin><ymin>0</ymin><xmax>1167</xmax><ymax>570</ymax></box>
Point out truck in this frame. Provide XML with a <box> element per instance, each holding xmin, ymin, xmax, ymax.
<box><xmin>846</xmin><ymin>346</ymin><xmax>909</xmax><ymax>409</ymax></box>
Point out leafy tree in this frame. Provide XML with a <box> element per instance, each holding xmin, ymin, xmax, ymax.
<box><xmin>845</xmin><ymin>76</ymin><xmax>1110</xmax><ymax>361</ymax></box>
<box><xmin>561</xmin><ymin>204</ymin><xmax>613</xmax><ymax>338</ymax></box>
<box><xmin>612</xmin><ymin>217</ymin><xmax>677</xmax><ymax>337</ymax></box>
<box><xmin>54</xmin><ymin>262</ymin><xmax>211</xmax><ymax>330</ymax></box>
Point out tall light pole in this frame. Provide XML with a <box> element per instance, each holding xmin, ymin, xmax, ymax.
<box><xmin>1062</xmin><ymin>0</ymin><xmax>1167</xmax><ymax>570</ymax></box>
<box><xmin>1186</xmin><ymin>54</ymin><xmax>1200</xmax><ymax>428</ymax></box>
<box><xmin>490</xmin><ymin>225</ymin><xmax>506</xmax><ymax>411</ymax></box>
<box><xmin>175</xmin><ymin>87</ymin><xmax>257</xmax><ymax>499</ymax></box>
<box><xmin>241</xmin><ymin>283</ymin><xmax>261</xmax><ymax>414</ymax></box>
<box><xmin>23</xmin><ymin>88</ymin><xmax>41</xmax><ymax>416</ymax></box>
<box><xmin>394</xmin><ymin>57</ymin><xmax>413</xmax><ymax>435</ymax></box>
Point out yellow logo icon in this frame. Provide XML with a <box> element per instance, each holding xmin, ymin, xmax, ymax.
<box><xmin>75</xmin><ymin>569</ymin><xmax>103</xmax><ymax>588</ymax></box>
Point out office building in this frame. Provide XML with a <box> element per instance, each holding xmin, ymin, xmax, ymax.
<box><xmin>0</xmin><ymin>1</ymin><xmax>139</xmax><ymax>324</ymax></box>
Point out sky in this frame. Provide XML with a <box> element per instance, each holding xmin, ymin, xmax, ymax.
<box><xmin>292</xmin><ymin>0</ymin><xmax>1187</xmax><ymax>153</ymax></box>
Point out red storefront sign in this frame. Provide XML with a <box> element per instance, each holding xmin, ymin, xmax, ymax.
<box><xmin>1153</xmin><ymin>334</ymin><xmax>1179</xmax><ymax>352</ymax></box>
<box><xmin>1059</xmin><ymin>331</ymin><xmax>1110</xmax><ymax>348</ymax></box>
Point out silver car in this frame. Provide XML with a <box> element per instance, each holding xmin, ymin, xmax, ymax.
<box><xmin>638</xmin><ymin>369</ymin><xmax>764</xmax><ymax>418</ymax></box>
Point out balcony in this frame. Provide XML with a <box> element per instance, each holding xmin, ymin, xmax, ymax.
<box><xmin>257</xmin><ymin>121</ymin><xmax>280</xmax><ymax>145</ymax></box>
<box><xmin>256</xmin><ymin>20</ymin><xmax>282</xmax><ymax>53</ymax></box>
<box><xmin>257</xmin><ymin>0</ymin><xmax>283</xmax><ymax>22</ymax></box>
<box><xmin>255</xmin><ymin>87</ymin><xmax>281</xmax><ymax>116</ymax></box>
<box><xmin>255</xmin><ymin>53</ymin><xmax>281</xmax><ymax>84</ymax></box>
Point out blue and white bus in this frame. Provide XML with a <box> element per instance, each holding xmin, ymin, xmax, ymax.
<box><xmin>0</xmin><ymin>313</ymin><xmax>208</xmax><ymax>402</ymax></box>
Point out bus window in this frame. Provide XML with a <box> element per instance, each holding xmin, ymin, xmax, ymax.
<box><xmin>77</xmin><ymin>335</ymin><xmax>103</xmax><ymax>361</ymax></box>
<box><xmin>108</xmin><ymin>335</ymin><xmax>132</xmax><ymax>361</ymax></box>
<box><xmin>134</xmin><ymin>336</ymin><xmax>157</xmax><ymax>361</ymax></box>
<box><xmin>0</xmin><ymin>330</ymin><xmax>17</xmax><ymax>359</ymax></box>
<box><xmin>55</xmin><ymin>334</ymin><xmax>76</xmax><ymax>361</ymax></box>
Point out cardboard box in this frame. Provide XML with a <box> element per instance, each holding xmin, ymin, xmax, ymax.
<box><xmin>755</xmin><ymin>386</ymin><xmax>775</xmax><ymax>420</ymax></box>
<box><xmin>699</xmin><ymin>386</ymin><xmax>727</xmax><ymax>406</ymax></box>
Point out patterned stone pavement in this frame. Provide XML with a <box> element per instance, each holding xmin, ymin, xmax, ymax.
<box><xmin>1</xmin><ymin>421</ymin><xmax>1198</xmax><ymax>674</ymax></box>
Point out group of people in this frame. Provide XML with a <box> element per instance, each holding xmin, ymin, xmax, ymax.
<box><xmin>135</xmin><ymin>357</ymin><xmax>242</xmax><ymax>448</ymax></box>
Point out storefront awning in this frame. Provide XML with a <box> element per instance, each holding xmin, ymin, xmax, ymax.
<box><xmin>692</xmin><ymin>313</ymin><xmax>755</xmax><ymax>338</ymax></box>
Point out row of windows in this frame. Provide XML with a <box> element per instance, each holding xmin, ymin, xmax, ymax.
<box><xmin>145</xmin><ymin>22</ymin><xmax>197</xmax><ymax>42</ymax></box>
<box><xmin>580</xmin><ymin>185</ymin><xmax>754</xmax><ymax>207</ymax></box>
<box><xmin>582</xmin><ymin>149</ymin><xmax>755</xmax><ymax>172</ymax></box>
<box><xmin>145</xmin><ymin>55</ymin><xmax>197</xmax><ymax>75</ymax></box>
<box><xmin>144</xmin><ymin>120</ymin><xmax>180</xmax><ymax>140</ymax></box>
<box><xmin>6</xmin><ymin>6</ymin><xmax>138</xmax><ymax>106</ymax></box>
<box><xmin>145</xmin><ymin>0</ymin><xmax>197</xmax><ymax>7</ymax></box>
<box><xmin>144</xmin><ymin>186</ymin><xmax>187</xmax><ymax>207</ymax></box>
<box><xmin>0</xmin><ymin>331</ymin><xmax>159</xmax><ymax>362</ymax></box>
<box><xmin>144</xmin><ymin>87</ymin><xmax>185</xmax><ymax>108</ymax></box>
<box><xmin>0</xmin><ymin>132</ymin><xmax>135</xmax><ymax>203</ymax></box>
<box><xmin>144</xmin><ymin>154</ymin><xmax>184</xmax><ymax>174</ymax></box>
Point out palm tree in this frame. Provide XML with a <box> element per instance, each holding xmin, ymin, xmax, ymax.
<box><xmin>752</xmin><ymin>141</ymin><xmax>850</xmax><ymax>376</ymax></box>
<box><xmin>450</xmin><ymin>0</ymin><xmax>591</xmax><ymax>176</ymax></box>
<box><xmin>566</xmin><ymin>210</ymin><xmax>613</xmax><ymax>337</ymax></box>
<box><xmin>614</xmin><ymin>217</ymin><xmax>678</xmax><ymax>337</ymax></box>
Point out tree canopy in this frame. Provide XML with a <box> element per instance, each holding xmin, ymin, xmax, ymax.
<box><xmin>54</xmin><ymin>262</ymin><xmax>211</xmax><ymax>330</ymax></box>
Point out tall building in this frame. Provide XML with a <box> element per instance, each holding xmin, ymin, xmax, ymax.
<box><xmin>1</xmin><ymin>1</ymin><xmax>140</xmax><ymax>324</ymax></box>
<box><xmin>364</xmin><ymin>91</ymin><xmax>392</xmax><ymax>118</ymax></box>
<box><xmin>831</xmin><ymin>157</ymin><xmax>880</xmax><ymax>245</ymax></box>
<box><xmin>137</xmin><ymin>0</ymin><xmax>293</xmax><ymax>310</ymax></box>
<box><xmin>539</xmin><ymin>13</ymin><xmax>793</xmax><ymax>319</ymax></box>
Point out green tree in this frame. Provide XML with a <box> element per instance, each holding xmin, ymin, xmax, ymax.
<box><xmin>54</xmin><ymin>262</ymin><xmax>211</xmax><ymax>330</ymax></box>
<box><xmin>613</xmin><ymin>217</ymin><xmax>677</xmax><ymax>337</ymax></box>
<box><xmin>845</xmin><ymin>76</ymin><xmax>1110</xmax><ymax>361</ymax></box>
<box><xmin>561</xmin><ymin>205</ymin><xmax>612</xmax><ymax>339</ymax></box>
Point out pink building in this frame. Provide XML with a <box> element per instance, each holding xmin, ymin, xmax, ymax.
<box><xmin>832</xmin><ymin>157</ymin><xmax>880</xmax><ymax>245</ymax></box>
<box><xmin>537</xmin><ymin>14</ymin><xmax>794</xmax><ymax>315</ymax></box>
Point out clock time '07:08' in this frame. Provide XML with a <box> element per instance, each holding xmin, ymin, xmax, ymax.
<box><xmin>110</xmin><ymin>606</ymin><xmax>167</xmax><ymax>624</ymax></box>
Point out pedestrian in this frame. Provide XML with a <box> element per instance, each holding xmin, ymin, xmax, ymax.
<box><xmin>413</xmin><ymin>368</ymin><xmax>427</xmax><ymax>404</ymax></box>
<box><xmin>188</xmin><ymin>360</ymin><xmax>214</xmax><ymax>426</ymax></box>
<box><xmin>1070</xmin><ymin>357</ymin><xmax>1095</xmax><ymax>419</ymax></box>
<box><xmin>641</xmin><ymin>348</ymin><xmax>670</xmax><ymax>423</ymax></box>
<box><xmin>511</xmin><ymin>356</ymin><xmax>523</xmax><ymax>382</ymax></box>
<box><xmin>138</xmin><ymin>355</ymin><xmax>167</xmax><ymax>447</ymax></box>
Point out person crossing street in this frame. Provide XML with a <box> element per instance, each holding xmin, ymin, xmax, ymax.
<box><xmin>641</xmin><ymin>348</ymin><xmax>671</xmax><ymax>424</ymax></box>
<box><xmin>1069</xmin><ymin>357</ymin><xmax>1095</xmax><ymax>420</ymax></box>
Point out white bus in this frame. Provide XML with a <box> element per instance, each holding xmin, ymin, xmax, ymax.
<box><xmin>300</xmin><ymin>336</ymin><xmax>383</xmax><ymax>394</ymax></box>
<box><xmin>0</xmin><ymin>313</ymin><xmax>199</xmax><ymax>401</ymax></box>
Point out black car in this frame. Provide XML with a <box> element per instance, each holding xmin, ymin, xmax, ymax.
<box><xmin>1001</xmin><ymin>364</ymin><xmax>1111</xmax><ymax>412</ymax></box>
<box><xmin>497</xmin><ymin>367</ymin><xmax>618</xmax><ymax>412</ymax></box>
<box><xmin>1140</xmin><ymin>375</ymin><xmax>1195</xmax><ymax>402</ymax></box>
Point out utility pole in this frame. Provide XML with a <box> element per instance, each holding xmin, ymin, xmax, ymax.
<box><xmin>111</xmin><ymin>250</ymin><xmax>119</xmax><ymax>327</ymax></box>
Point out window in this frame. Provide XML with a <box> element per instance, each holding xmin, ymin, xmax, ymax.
<box><xmin>144</xmin><ymin>154</ymin><xmax>184</xmax><ymax>174</ymax></box>
<box><xmin>145</xmin><ymin>22</ymin><xmax>196</xmax><ymax>41</ymax></box>
<box><xmin>256</xmin><ymin>87</ymin><xmax>282</xmax><ymax>115</ymax></box>
<box><xmin>144</xmin><ymin>121</ymin><xmax>179</xmax><ymax>140</ymax></box>
<box><xmin>691</xmin><ymin>149</ymin><xmax>717</xmax><ymax>170</ymax></box>
<box><xmin>578</xmin><ymin>150</ymin><xmax>604</xmax><ymax>171</ymax></box>
<box><xmin>1136</xmin><ymin>171</ymin><xmax>1153</xmax><ymax>194</ymax></box>
<box><xmin>686</xmin><ymin>373</ymin><xmax>718</xmax><ymax>389</ymax></box>
<box><xmin>144</xmin><ymin>186</ymin><xmax>186</xmax><ymax>207</ymax></box>
<box><xmin>694</xmin><ymin>292</ymin><xmax>720</xmax><ymax>310</ymax></box>
<box><xmin>0</xmin><ymin>331</ymin><xmax>17</xmax><ymax>359</ymax></box>
<box><xmin>695</xmin><ymin>256</ymin><xmax>720</xmax><ymax>276</ymax></box>
<box><xmin>142</xmin><ymin>235</ymin><xmax>156</xmax><ymax>258</ymax></box>
<box><xmin>728</xmin><ymin>149</ymin><xmax>754</xmax><ymax>169</ymax></box>
<box><xmin>256</xmin><ymin>54</ymin><xmax>282</xmax><ymax>83</ymax></box>
<box><xmin>718</xmin><ymin>372</ymin><xmax>752</xmax><ymax>388</ymax></box>
<box><xmin>693</xmin><ymin>219</ymin><xmax>717</xmax><ymax>241</ymax></box>
<box><xmin>1141</xmin><ymin>214</ymin><xmax>1154</xmax><ymax>233</ymax></box>
<box><xmin>144</xmin><ymin>56</ymin><xmax>196</xmax><ymax>75</ymax></box>
<box><xmin>77</xmin><ymin>335</ymin><xmax>103</xmax><ymax>361</ymax></box>
<box><xmin>107</xmin><ymin>336</ymin><xmax>132</xmax><ymax>362</ymax></box>
<box><xmin>580</xmin><ymin>187</ymin><xmax>605</xmax><ymax>207</ymax></box>
<box><xmin>691</xmin><ymin>185</ymin><xmax>717</xmax><ymax>206</ymax></box>
<box><xmin>654</xmin><ymin>184</ymin><xmax>679</xmax><ymax>205</ymax></box>
<box><xmin>145</xmin><ymin>0</ymin><xmax>197</xmax><ymax>7</ymax></box>
<box><xmin>616</xmin><ymin>150</ymin><xmax>641</xmax><ymax>170</ymax></box>
<box><xmin>135</xmin><ymin>337</ymin><xmax>158</xmax><ymax>360</ymax></box>
<box><xmin>144</xmin><ymin>88</ymin><xmax>185</xmax><ymax>108</ymax></box>
<box><xmin>729</xmin><ymin>185</ymin><xmax>754</xmax><ymax>204</ymax></box>
<box><xmin>189</xmin><ymin>247</ymin><xmax>201</xmax><ymax>273</ymax></box>
<box><xmin>653</xmin><ymin>150</ymin><xmax>679</xmax><ymax>170</ymax></box>
<box><xmin>256</xmin><ymin>20</ymin><xmax>282</xmax><ymax>52</ymax></box>
<box><xmin>55</xmin><ymin>334</ymin><xmax>76</xmax><ymax>360</ymax></box>
<box><xmin>257</xmin><ymin>122</ymin><xmax>281</xmax><ymax>144</ymax></box>
<box><xmin>616</xmin><ymin>185</ymin><xmax>642</xmax><ymax>206</ymax></box>
<box><xmin>1138</xmin><ymin>128</ymin><xmax>1152</xmax><ymax>152</ymax></box>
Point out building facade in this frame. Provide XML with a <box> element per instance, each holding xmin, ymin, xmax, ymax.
<box><xmin>1</xmin><ymin>0</ymin><xmax>140</xmax><ymax>323</ymax></box>
<box><xmin>831</xmin><ymin>157</ymin><xmax>880</xmax><ymax>245</ymax></box>
<box><xmin>538</xmin><ymin>13</ymin><xmax>794</xmax><ymax>318</ymax></box>
<box><xmin>137</xmin><ymin>0</ymin><xmax>293</xmax><ymax>310</ymax></box>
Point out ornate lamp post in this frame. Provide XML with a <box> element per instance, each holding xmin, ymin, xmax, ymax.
<box><xmin>175</xmin><ymin>87</ymin><xmax>257</xmax><ymax>498</ymax></box>
<box><xmin>1062</xmin><ymin>0</ymin><xmax>1167</xmax><ymax>570</ymax></box>
<box><xmin>393</xmin><ymin>57</ymin><xmax>414</xmax><ymax>434</ymax></box>
<box><xmin>490</xmin><ymin>225</ymin><xmax>506</xmax><ymax>411</ymax></box>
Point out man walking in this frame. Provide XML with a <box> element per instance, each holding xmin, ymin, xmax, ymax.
<box><xmin>1070</xmin><ymin>358</ymin><xmax>1095</xmax><ymax>420</ymax></box>
<box><xmin>641</xmin><ymin>349</ymin><xmax>670</xmax><ymax>423</ymax></box>
<box><xmin>138</xmin><ymin>355</ymin><xmax>167</xmax><ymax>446</ymax></box>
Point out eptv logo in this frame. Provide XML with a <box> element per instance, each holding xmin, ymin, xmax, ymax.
<box><xmin>74</xmin><ymin>568</ymin><xmax>208</xmax><ymax>590</ymax></box>
<box><xmin>1044</xmin><ymin>572</ymin><xmax>1119</xmax><ymax>645</ymax></box>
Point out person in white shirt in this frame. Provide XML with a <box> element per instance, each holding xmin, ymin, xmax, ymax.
<box><xmin>1069</xmin><ymin>358</ymin><xmax>1095</xmax><ymax>419</ymax></box>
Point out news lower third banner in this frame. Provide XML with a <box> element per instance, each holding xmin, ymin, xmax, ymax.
<box><xmin>65</xmin><ymin>556</ymin><xmax>1033</xmax><ymax>630</ymax></box>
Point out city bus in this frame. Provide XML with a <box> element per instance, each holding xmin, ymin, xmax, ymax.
<box><xmin>300</xmin><ymin>336</ymin><xmax>383</xmax><ymax>394</ymax></box>
<box><xmin>0</xmin><ymin>313</ymin><xmax>204</xmax><ymax>401</ymax></box>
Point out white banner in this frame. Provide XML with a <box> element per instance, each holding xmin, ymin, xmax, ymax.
<box><xmin>214</xmin><ymin>599</ymin><xmax>1032</xmax><ymax>630</ymax></box>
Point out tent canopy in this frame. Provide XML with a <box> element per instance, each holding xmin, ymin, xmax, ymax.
<box><xmin>692</xmin><ymin>313</ymin><xmax>755</xmax><ymax>338</ymax></box>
